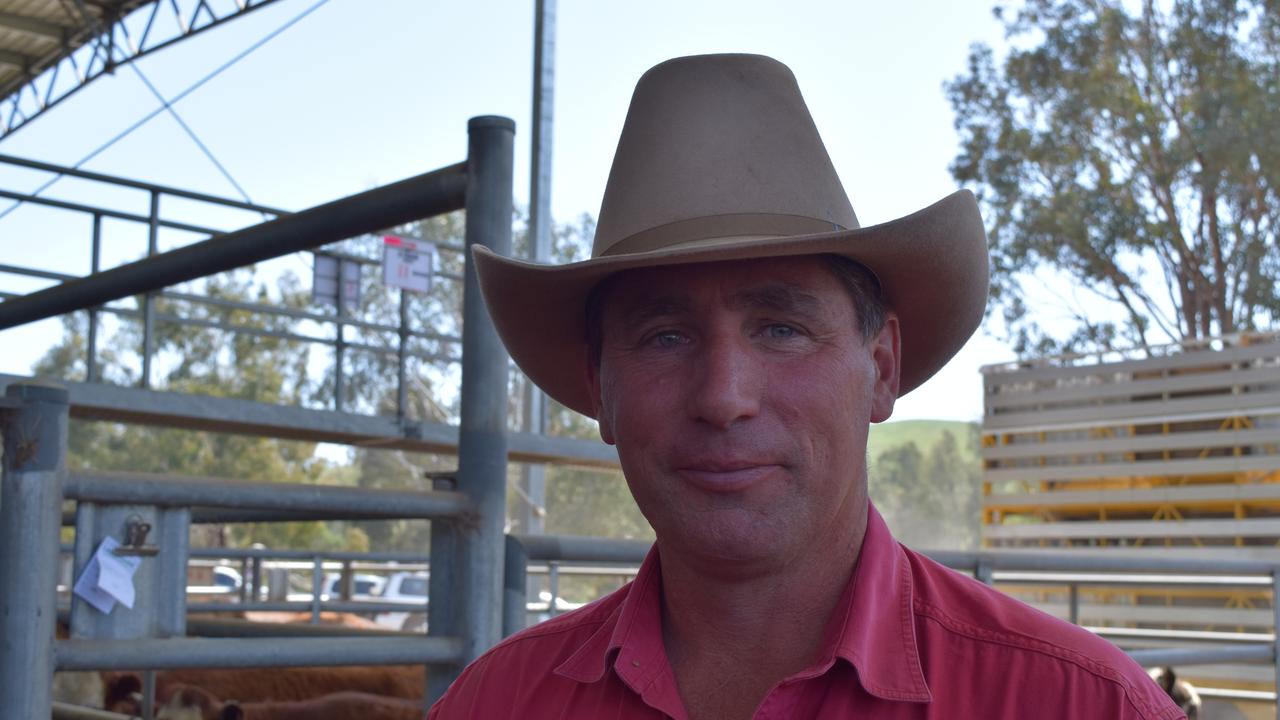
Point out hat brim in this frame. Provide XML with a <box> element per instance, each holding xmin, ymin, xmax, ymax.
<box><xmin>474</xmin><ymin>189</ymin><xmax>988</xmax><ymax>419</ymax></box>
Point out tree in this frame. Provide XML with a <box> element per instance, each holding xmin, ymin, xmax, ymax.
<box><xmin>870</xmin><ymin>428</ymin><xmax>983</xmax><ymax>550</ymax></box>
<box><xmin>948</xmin><ymin>0</ymin><xmax>1279</xmax><ymax>356</ymax></box>
<box><xmin>34</xmin><ymin>270</ymin><xmax>365</xmax><ymax>553</ymax></box>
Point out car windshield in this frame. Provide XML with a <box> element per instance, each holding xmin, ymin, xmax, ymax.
<box><xmin>400</xmin><ymin>577</ymin><xmax>428</xmax><ymax>597</ymax></box>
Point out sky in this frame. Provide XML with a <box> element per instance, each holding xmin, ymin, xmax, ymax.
<box><xmin>0</xmin><ymin>0</ymin><xmax>1017</xmax><ymax>424</ymax></box>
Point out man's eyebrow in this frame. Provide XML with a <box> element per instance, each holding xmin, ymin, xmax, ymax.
<box><xmin>616</xmin><ymin>295</ymin><xmax>693</xmax><ymax>327</ymax></box>
<box><xmin>728</xmin><ymin>284</ymin><xmax>826</xmax><ymax>316</ymax></box>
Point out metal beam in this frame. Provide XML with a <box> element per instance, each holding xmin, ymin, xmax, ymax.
<box><xmin>0</xmin><ymin>153</ymin><xmax>288</xmax><ymax>214</ymax></box>
<box><xmin>513</xmin><ymin>533</ymin><xmax>650</xmax><ymax>564</ymax></box>
<box><xmin>55</xmin><ymin>635</ymin><xmax>464</xmax><ymax>670</ymax></box>
<box><xmin>0</xmin><ymin>374</ymin><xmax>619</xmax><ymax>468</ymax></box>
<box><xmin>1125</xmin><ymin>644</ymin><xmax>1273</xmax><ymax>667</ymax></box>
<box><xmin>0</xmin><ymin>163</ymin><xmax>468</xmax><ymax>330</ymax></box>
<box><xmin>64</xmin><ymin>471</ymin><xmax>473</xmax><ymax>518</ymax></box>
<box><xmin>1</xmin><ymin>0</ymin><xmax>283</xmax><ymax>139</ymax></box>
<box><xmin>0</xmin><ymin>12</ymin><xmax>64</xmax><ymax>40</ymax></box>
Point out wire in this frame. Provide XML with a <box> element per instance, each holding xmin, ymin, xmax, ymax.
<box><xmin>0</xmin><ymin>0</ymin><xmax>332</xmax><ymax>222</ymax></box>
<box><xmin>125</xmin><ymin>61</ymin><xmax>261</xmax><ymax>213</ymax></box>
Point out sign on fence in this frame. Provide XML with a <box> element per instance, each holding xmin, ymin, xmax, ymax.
<box><xmin>383</xmin><ymin>235</ymin><xmax>436</xmax><ymax>294</ymax></box>
<box><xmin>312</xmin><ymin>254</ymin><xmax>362</xmax><ymax>310</ymax></box>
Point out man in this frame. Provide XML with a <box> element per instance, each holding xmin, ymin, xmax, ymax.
<box><xmin>430</xmin><ymin>54</ymin><xmax>1183</xmax><ymax>719</ymax></box>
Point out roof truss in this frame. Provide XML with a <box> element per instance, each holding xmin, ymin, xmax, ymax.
<box><xmin>0</xmin><ymin>0</ymin><xmax>280</xmax><ymax>140</ymax></box>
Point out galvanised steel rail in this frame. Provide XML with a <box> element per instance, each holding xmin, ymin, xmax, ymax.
<box><xmin>505</xmin><ymin>534</ymin><xmax>1280</xmax><ymax>716</ymax></box>
<box><xmin>0</xmin><ymin>152</ymin><xmax>469</xmax><ymax>416</ymax></box>
<box><xmin>0</xmin><ymin>162</ymin><xmax>467</xmax><ymax>330</ymax></box>
<box><xmin>0</xmin><ymin>116</ymin><xmax>515</xmax><ymax>719</ymax></box>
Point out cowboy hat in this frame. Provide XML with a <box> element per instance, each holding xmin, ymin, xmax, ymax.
<box><xmin>474</xmin><ymin>53</ymin><xmax>988</xmax><ymax>419</ymax></box>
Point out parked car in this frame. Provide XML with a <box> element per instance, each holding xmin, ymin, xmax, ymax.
<box><xmin>320</xmin><ymin>573</ymin><xmax>386</xmax><ymax>602</ymax></box>
<box><xmin>212</xmin><ymin>566</ymin><xmax>243</xmax><ymax>591</ymax></box>
<box><xmin>374</xmin><ymin>571</ymin><xmax>429</xmax><ymax>631</ymax></box>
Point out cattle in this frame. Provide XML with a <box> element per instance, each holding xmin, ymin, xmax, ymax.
<box><xmin>155</xmin><ymin>683</ymin><xmax>423</xmax><ymax>720</ymax></box>
<box><xmin>1149</xmin><ymin>666</ymin><xmax>1201</xmax><ymax>719</ymax></box>
<box><xmin>241</xmin><ymin>611</ymin><xmax>382</xmax><ymax>629</ymax></box>
<box><xmin>104</xmin><ymin>665</ymin><xmax>425</xmax><ymax>716</ymax></box>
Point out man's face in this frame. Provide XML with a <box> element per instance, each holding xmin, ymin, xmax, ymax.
<box><xmin>588</xmin><ymin>256</ymin><xmax>900</xmax><ymax>576</ymax></box>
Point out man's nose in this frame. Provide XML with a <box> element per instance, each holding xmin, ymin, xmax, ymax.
<box><xmin>686</xmin><ymin>333</ymin><xmax>762</xmax><ymax>429</ymax></box>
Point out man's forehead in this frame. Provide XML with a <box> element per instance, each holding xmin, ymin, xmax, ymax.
<box><xmin>595</xmin><ymin>256</ymin><xmax>846</xmax><ymax>317</ymax></box>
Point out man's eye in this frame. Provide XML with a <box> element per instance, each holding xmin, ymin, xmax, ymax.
<box><xmin>651</xmin><ymin>331</ymin><xmax>685</xmax><ymax>348</ymax></box>
<box><xmin>765</xmin><ymin>324</ymin><xmax>798</xmax><ymax>339</ymax></box>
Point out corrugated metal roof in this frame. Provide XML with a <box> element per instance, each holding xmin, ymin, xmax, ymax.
<box><xmin>0</xmin><ymin>0</ymin><xmax>147</xmax><ymax>104</ymax></box>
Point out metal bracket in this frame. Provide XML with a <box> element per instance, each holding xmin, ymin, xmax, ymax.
<box><xmin>114</xmin><ymin>514</ymin><xmax>159</xmax><ymax>557</ymax></box>
<box><xmin>425</xmin><ymin>470</ymin><xmax>458</xmax><ymax>491</ymax></box>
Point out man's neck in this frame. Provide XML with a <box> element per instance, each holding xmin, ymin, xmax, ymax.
<box><xmin>656</xmin><ymin>502</ymin><xmax>868</xmax><ymax>720</ymax></box>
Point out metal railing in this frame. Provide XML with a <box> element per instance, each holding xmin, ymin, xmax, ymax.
<box><xmin>0</xmin><ymin>152</ymin><xmax>467</xmax><ymax>418</ymax></box>
<box><xmin>0</xmin><ymin>115</ymin><xmax>515</xmax><ymax>719</ymax></box>
<box><xmin>505</xmin><ymin>534</ymin><xmax>1280</xmax><ymax>714</ymax></box>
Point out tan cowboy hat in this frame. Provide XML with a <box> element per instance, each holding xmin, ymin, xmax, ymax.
<box><xmin>474</xmin><ymin>53</ymin><xmax>988</xmax><ymax>419</ymax></box>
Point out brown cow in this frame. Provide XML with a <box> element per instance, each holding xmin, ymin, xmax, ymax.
<box><xmin>104</xmin><ymin>665</ymin><xmax>425</xmax><ymax>715</ymax></box>
<box><xmin>155</xmin><ymin>683</ymin><xmax>423</xmax><ymax>720</ymax></box>
<box><xmin>242</xmin><ymin>612</ymin><xmax>383</xmax><ymax>629</ymax></box>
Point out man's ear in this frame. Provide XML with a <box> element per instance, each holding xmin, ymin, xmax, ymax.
<box><xmin>869</xmin><ymin>314</ymin><xmax>901</xmax><ymax>423</ymax></box>
<box><xmin>584</xmin><ymin>347</ymin><xmax>615</xmax><ymax>445</ymax></box>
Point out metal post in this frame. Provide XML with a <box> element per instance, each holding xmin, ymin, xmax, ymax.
<box><xmin>454</xmin><ymin>115</ymin><xmax>514</xmax><ymax>666</ymax></box>
<box><xmin>334</xmin><ymin>276</ymin><xmax>346</xmax><ymax>413</ymax></box>
<box><xmin>975</xmin><ymin>559</ymin><xmax>993</xmax><ymax>586</ymax></box>
<box><xmin>1068</xmin><ymin>583</ymin><xmax>1079</xmax><ymax>625</ymax></box>
<box><xmin>0</xmin><ymin>383</ymin><xmax>69</xmax><ymax>720</ymax></box>
<box><xmin>249</xmin><ymin>544</ymin><xmax>264</xmax><ymax>603</ymax></box>
<box><xmin>311</xmin><ymin>556</ymin><xmax>323</xmax><ymax>624</ymax></box>
<box><xmin>141</xmin><ymin>190</ymin><xmax>159</xmax><ymax>389</ymax></box>
<box><xmin>239</xmin><ymin>557</ymin><xmax>250</xmax><ymax>604</ymax></box>
<box><xmin>520</xmin><ymin>0</ymin><xmax>555</xmax><ymax>540</ymax></box>
<box><xmin>548</xmin><ymin>562</ymin><xmax>560</xmax><ymax>617</ymax></box>
<box><xmin>397</xmin><ymin>290</ymin><xmax>409</xmax><ymax>419</ymax></box>
<box><xmin>87</xmin><ymin>213</ymin><xmax>102</xmax><ymax>383</ymax></box>
<box><xmin>1273</xmin><ymin>569</ymin><xmax>1280</xmax><ymax>720</ymax></box>
<box><xmin>70</xmin><ymin>502</ymin><xmax>190</xmax><ymax>649</ymax></box>
<box><xmin>503</xmin><ymin>536</ymin><xmax>528</xmax><ymax>637</ymax></box>
<box><xmin>427</xmin><ymin>476</ymin><xmax>460</xmax><ymax>703</ymax></box>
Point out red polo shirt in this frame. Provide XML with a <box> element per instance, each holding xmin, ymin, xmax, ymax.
<box><xmin>429</xmin><ymin>505</ymin><xmax>1183</xmax><ymax>719</ymax></box>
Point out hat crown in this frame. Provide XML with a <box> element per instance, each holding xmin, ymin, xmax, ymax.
<box><xmin>593</xmin><ymin>54</ymin><xmax>860</xmax><ymax>257</ymax></box>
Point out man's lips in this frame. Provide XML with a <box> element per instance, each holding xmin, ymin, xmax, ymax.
<box><xmin>674</xmin><ymin>461</ymin><xmax>781</xmax><ymax>492</ymax></box>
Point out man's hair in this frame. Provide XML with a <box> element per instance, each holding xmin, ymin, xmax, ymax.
<box><xmin>585</xmin><ymin>254</ymin><xmax>887</xmax><ymax>366</ymax></box>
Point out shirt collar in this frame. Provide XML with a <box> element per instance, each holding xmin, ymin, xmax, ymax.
<box><xmin>829</xmin><ymin>503</ymin><xmax>932</xmax><ymax>702</ymax></box>
<box><xmin>553</xmin><ymin>502</ymin><xmax>931</xmax><ymax>704</ymax></box>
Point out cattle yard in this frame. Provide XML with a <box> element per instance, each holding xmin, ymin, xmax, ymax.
<box><xmin>2</xmin><ymin>3</ymin><xmax>1279</xmax><ymax>720</ymax></box>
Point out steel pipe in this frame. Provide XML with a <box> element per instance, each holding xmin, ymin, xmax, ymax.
<box><xmin>65</xmin><ymin>471</ymin><xmax>472</xmax><ymax>519</ymax></box>
<box><xmin>0</xmin><ymin>163</ymin><xmax>468</xmax><ymax>330</ymax></box>
<box><xmin>55</xmin><ymin>636</ymin><xmax>464</xmax><ymax>671</ymax></box>
<box><xmin>512</xmin><ymin>533</ymin><xmax>651</xmax><ymax>564</ymax></box>
<box><xmin>1125</xmin><ymin>644</ymin><xmax>1274</xmax><ymax>667</ymax></box>
<box><xmin>0</xmin><ymin>383</ymin><xmax>68</xmax><ymax>720</ymax></box>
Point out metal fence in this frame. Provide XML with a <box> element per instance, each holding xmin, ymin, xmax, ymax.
<box><xmin>0</xmin><ymin>115</ymin><xmax>515</xmax><ymax>719</ymax></box>
<box><xmin>505</xmin><ymin>535</ymin><xmax>1280</xmax><ymax>714</ymax></box>
<box><xmin>0</xmin><ymin>152</ymin><xmax>470</xmax><ymax>418</ymax></box>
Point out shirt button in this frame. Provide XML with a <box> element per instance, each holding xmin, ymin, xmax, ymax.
<box><xmin>631</xmin><ymin>660</ymin><xmax>640</xmax><ymax>667</ymax></box>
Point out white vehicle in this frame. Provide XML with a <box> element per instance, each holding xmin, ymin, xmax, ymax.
<box><xmin>374</xmin><ymin>571</ymin><xmax>429</xmax><ymax>631</ymax></box>
<box><xmin>320</xmin><ymin>573</ymin><xmax>386</xmax><ymax>602</ymax></box>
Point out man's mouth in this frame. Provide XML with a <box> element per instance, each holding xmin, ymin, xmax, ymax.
<box><xmin>674</xmin><ymin>461</ymin><xmax>780</xmax><ymax>492</ymax></box>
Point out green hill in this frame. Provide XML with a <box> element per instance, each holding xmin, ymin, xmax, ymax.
<box><xmin>868</xmin><ymin>419</ymin><xmax>980</xmax><ymax>463</ymax></box>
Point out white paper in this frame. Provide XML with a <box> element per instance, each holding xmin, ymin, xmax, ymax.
<box><xmin>72</xmin><ymin>554</ymin><xmax>116</xmax><ymax>613</ymax></box>
<box><xmin>72</xmin><ymin>536</ymin><xmax>143</xmax><ymax>614</ymax></box>
<box><xmin>96</xmin><ymin>545</ymin><xmax>141</xmax><ymax>609</ymax></box>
